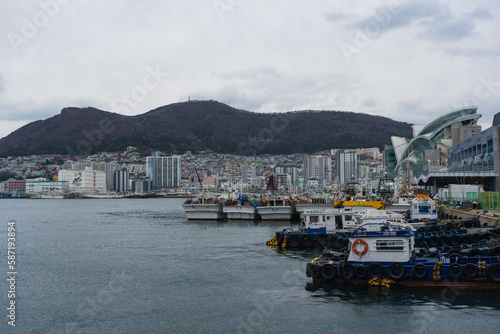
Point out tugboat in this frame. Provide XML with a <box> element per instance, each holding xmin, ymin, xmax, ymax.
<box><xmin>267</xmin><ymin>208</ymin><xmax>410</xmax><ymax>249</ymax></box>
<box><xmin>306</xmin><ymin>220</ymin><xmax>500</xmax><ymax>290</ymax></box>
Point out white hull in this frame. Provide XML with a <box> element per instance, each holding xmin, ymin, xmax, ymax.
<box><xmin>256</xmin><ymin>206</ymin><xmax>294</xmax><ymax>221</ymax></box>
<box><xmin>182</xmin><ymin>203</ymin><xmax>225</xmax><ymax>220</ymax></box>
<box><xmin>223</xmin><ymin>205</ymin><xmax>259</xmax><ymax>220</ymax></box>
<box><xmin>295</xmin><ymin>204</ymin><xmax>333</xmax><ymax>213</ymax></box>
<box><xmin>386</xmin><ymin>204</ymin><xmax>411</xmax><ymax>212</ymax></box>
<box><xmin>79</xmin><ymin>194</ymin><xmax>124</xmax><ymax>199</ymax></box>
<box><xmin>29</xmin><ymin>194</ymin><xmax>65</xmax><ymax>199</ymax></box>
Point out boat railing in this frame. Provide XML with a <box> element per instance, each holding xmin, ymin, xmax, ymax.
<box><xmin>351</xmin><ymin>222</ymin><xmax>414</xmax><ymax>237</ymax></box>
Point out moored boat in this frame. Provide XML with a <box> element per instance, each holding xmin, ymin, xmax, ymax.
<box><xmin>182</xmin><ymin>196</ymin><xmax>225</xmax><ymax>221</ymax></box>
<box><xmin>223</xmin><ymin>194</ymin><xmax>260</xmax><ymax>220</ymax></box>
<box><xmin>306</xmin><ymin>220</ymin><xmax>500</xmax><ymax>290</ymax></box>
<box><xmin>407</xmin><ymin>194</ymin><xmax>438</xmax><ymax>222</ymax></box>
<box><xmin>256</xmin><ymin>199</ymin><xmax>295</xmax><ymax>221</ymax></box>
<box><xmin>267</xmin><ymin>208</ymin><xmax>409</xmax><ymax>249</ymax></box>
<box><xmin>295</xmin><ymin>195</ymin><xmax>335</xmax><ymax>214</ymax></box>
<box><xmin>257</xmin><ymin>174</ymin><xmax>295</xmax><ymax>221</ymax></box>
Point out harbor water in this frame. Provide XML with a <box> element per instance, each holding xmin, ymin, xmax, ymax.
<box><xmin>1</xmin><ymin>198</ymin><xmax>499</xmax><ymax>333</ymax></box>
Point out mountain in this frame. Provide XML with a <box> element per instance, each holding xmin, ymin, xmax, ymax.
<box><xmin>0</xmin><ymin>100</ymin><xmax>412</xmax><ymax>156</ymax></box>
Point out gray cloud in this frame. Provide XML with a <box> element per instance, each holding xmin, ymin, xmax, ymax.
<box><xmin>444</xmin><ymin>47</ymin><xmax>500</xmax><ymax>57</ymax></box>
<box><xmin>362</xmin><ymin>97</ymin><xmax>377</xmax><ymax>108</ymax></box>
<box><xmin>419</xmin><ymin>16</ymin><xmax>475</xmax><ymax>42</ymax></box>
<box><xmin>325</xmin><ymin>12</ymin><xmax>360</xmax><ymax>23</ymax></box>
<box><xmin>0</xmin><ymin>100</ymin><xmax>62</xmax><ymax>122</ymax></box>
<box><xmin>470</xmin><ymin>7</ymin><xmax>494</xmax><ymax>19</ymax></box>
<box><xmin>0</xmin><ymin>73</ymin><xmax>5</xmax><ymax>96</ymax></box>
<box><xmin>349</xmin><ymin>0</ymin><xmax>446</xmax><ymax>32</ymax></box>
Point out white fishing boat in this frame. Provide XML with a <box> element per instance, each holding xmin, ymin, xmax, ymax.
<box><xmin>223</xmin><ymin>205</ymin><xmax>259</xmax><ymax>220</ymax></box>
<box><xmin>256</xmin><ymin>203</ymin><xmax>294</xmax><ymax>221</ymax></box>
<box><xmin>182</xmin><ymin>196</ymin><xmax>225</xmax><ymax>221</ymax></box>
<box><xmin>295</xmin><ymin>195</ymin><xmax>334</xmax><ymax>214</ymax></box>
<box><xmin>256</xmin><ymin>174</ymin><xmax>295</xmax><ymax>221</ymax></box>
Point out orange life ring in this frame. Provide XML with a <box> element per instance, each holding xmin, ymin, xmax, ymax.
<box><xmin>352</xmin><ymin>239</ymin><xmax>369</xmax><ymax>256</ymax></box>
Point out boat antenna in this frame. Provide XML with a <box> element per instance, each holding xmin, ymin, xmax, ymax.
<box><xmin>195</xmin><ymin>168</ymin><xmax>203</xmax><ymax>189</ymax></box>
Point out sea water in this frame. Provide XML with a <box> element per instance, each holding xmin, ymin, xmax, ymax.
<box><xmin>1</xmin><ymin>198</ymin><xmax>499</xmax><ymax>333</ymax></box>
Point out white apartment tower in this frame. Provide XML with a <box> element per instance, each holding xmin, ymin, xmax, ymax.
<box><xmin>335</xmin><ymin>150</ymin><xmax>359</xmax><ymax>184</ymax></box>
<box><xmin>146</xmin><ymin>152</ymin><xmax>182</xmax><ymax>189</ymax></box>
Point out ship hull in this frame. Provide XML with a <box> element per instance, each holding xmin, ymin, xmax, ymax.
<box><xmin>256</xmin><ymin>206</ymin><xmax>294</xmax><ymax>221</ymax></box>
<box><xmin>223</xmin><ymin>205</ymin><xmax>259</xmax><ymax>220</ymax></box>
<box><xmin>182</xmin><ymin>203</ymin><xmax>225</xmax><ymax>220</ymax></box>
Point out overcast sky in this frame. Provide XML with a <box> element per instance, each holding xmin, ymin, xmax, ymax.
<box><xmin>1</xmin><ymin>0</ymin><xmax>499</xmax><ymax>140</ymax></box>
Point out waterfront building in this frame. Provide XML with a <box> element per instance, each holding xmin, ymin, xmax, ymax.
<box><xmin>335</xmin><ymin>150</ymin><xmax>359</xmax><ymax>184</ymax></box>
<box><xmin>7</xmin><ymin>179</ymin><xmax>26</xmax><ymax>193</ymax></box>
<box><xmin>146</xmin><ymin>152</ymin><xmax>182</xmax><ymax>189</ymax></box>
<box><xmin>105</xmin><ymin>163</ymin><xmax>118</xmax><ymax>191</ymax></box>
<box><xmin>391</xmin><ymin>106</ymin><xmax>481</xmax><ymax>184</ymax></box>
<box><xmin>25</xmin><ymin>178</ymin><xmax>69</xmax><ymax>195</ymax></box>
<box><xmin>58</xmin><ymin>168</ymin><xmax>106</xmax><ymax>193</ymax></box>
<box><xmin>131</xmin><ymin>179</ymin><xmax>151</xmax><ymax>194</ymax></box>
<box><xmin>415</xmin><ymin>110</ymin><xmax>500</xmax><ymax>194</ymax></box>
<box><xmin>114</xmin><ymin>168</ymin><xmax>130</xmax><ymax>192</ymax></box>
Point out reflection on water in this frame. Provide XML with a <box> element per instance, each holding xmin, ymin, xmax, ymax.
<box><xmin>305</xmin><ymin>282</ymin><xmax>500</xmax><ymax>310</ymax></box>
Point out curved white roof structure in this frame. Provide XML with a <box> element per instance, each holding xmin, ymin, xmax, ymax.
<box><xmin>390</xmin><ymin>106</ymin><xmax>480</xmax><ymax>177</ymax></box>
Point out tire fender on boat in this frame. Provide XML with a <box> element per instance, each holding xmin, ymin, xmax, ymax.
<box><xmin>463</xmin><ymin>263</ymin><xmax>478</xmax><ymax>279</ymax></box>
<box><xmin>355</xmin><ymin>264</ymin><xmax>368</xmax><ymax>278</ymax></box>
<box><xmin>411</xmin><ymin>263</ymin><xmax>428</xmax><ymax>278</ymax></box>
<box><xmin>341</xmin><ymin>263</ymin><xmax>355</xmax><ymax>280</ymax></box>
<box><xmin>310</xmin><ymin>263</ymin><xmax>321</xmax><ymax>278</ymax></box>
<box><xmin>448</xmin><ymin>263</ymin><xmax>463</xmax><ymax>279</ymax></box>
<box><xmin>288</xmin><ymin>234</ymin><xmax>300</xmax><ymax>248</ymax></box>
<box><xmin>368</xmin><ymin>262</ymin><xmax>384</xmax><ymax>279</ymax></box>
<box><xmin>321</xmin><ymin>264</ymin><xmax>336</xmax><ymax>280</ymax></box>
<box><xmin>388</xmin><ymin>262</ymin><xmax>405</xmax><ymax>280</ymax></box>
<box><xmin>487</xmin><ymin>264</ymin><xmax>500</xmax><ymax>282</ymax></box>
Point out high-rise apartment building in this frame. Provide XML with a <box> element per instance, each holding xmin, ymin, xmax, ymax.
<box><xmin>303</xmin><ymin>156</ymin><xmax>332</xmax><ymax>186</ymax></box>
<box><xmin>146</xmin><ymin>152</ymin><xmax>182</xmax><ymax>189</ymax></box>
<box><xmin>335</xmin><ymin>150</ymin><xmax>359</xmax><ymax>184</ymax></box>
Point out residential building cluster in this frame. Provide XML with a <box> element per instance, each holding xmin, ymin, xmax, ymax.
<box><xmin>4</xmin><ymin>106</ymin><xmax>498</xmax><ymax>199</ymax></box>
<box><xmin>0</xmin><ymin>146</ymin><xmax>386</xmax><ymax>197</ymax></box>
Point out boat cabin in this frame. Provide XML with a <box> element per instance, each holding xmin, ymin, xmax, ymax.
<box><xmin>347</xmin><ymin>221</ymin><xmax>414</xmax><ymax>263</ymax></box>
<box><xmin>301</xmin><ymin>208</ymin><xmax>412</xmax><ymax>233</ymax></box>
<box><xmin>410</xmin><ymin>195</ymin><xmax>437</xmax><ymax>222</ymax></box>
<box><xmin>302</xmin><ymin>208</ymin><xmax>358</xmax><ymax>233</ymax></box>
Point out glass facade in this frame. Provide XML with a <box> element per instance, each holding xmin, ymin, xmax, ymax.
<box><xmin>448</xmin><ymin>127</ymin><xmax>498</xmax><ymax>173</ymax></box>
<box><xmin>393</xmin><ymin>107</ymin><xmax>480</xmax><ymax>180</ymax></box>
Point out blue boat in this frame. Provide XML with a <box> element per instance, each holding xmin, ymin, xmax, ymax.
<box><xmin>267</xmin><ymin>208</ymin><xmax>495</xmax><ymax>249</ymax></box>
<box><xmin>306</xmin><ymin>221</ymin><xmax>500</xmax><ymax>290</ymax></box>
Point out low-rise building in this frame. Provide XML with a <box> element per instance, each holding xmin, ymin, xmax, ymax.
<box><xmin>25</xmin><ymin>178</ymin><xmax>69</xmax><ymax>195</ymax></box>
<box><xmin>58</xmin><ymin>168</ymin><xmax>106</xmax><ymax>194</ymax></box>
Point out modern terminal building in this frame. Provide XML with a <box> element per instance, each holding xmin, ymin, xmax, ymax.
<box><xmin>388</xmin><ymin>106</ymin><xmax>500</xmax><ymax>194</ymax></box>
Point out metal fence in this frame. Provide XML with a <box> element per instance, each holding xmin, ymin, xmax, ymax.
<box><xmin>466</xmin><ymin>192</ymin><xmax>478</xmax><ymax>200</ymax></box>
<box><xmin>477</xmin><ymin>192</ymin><xmax>500</xmax><ymax>211</ymax></box>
